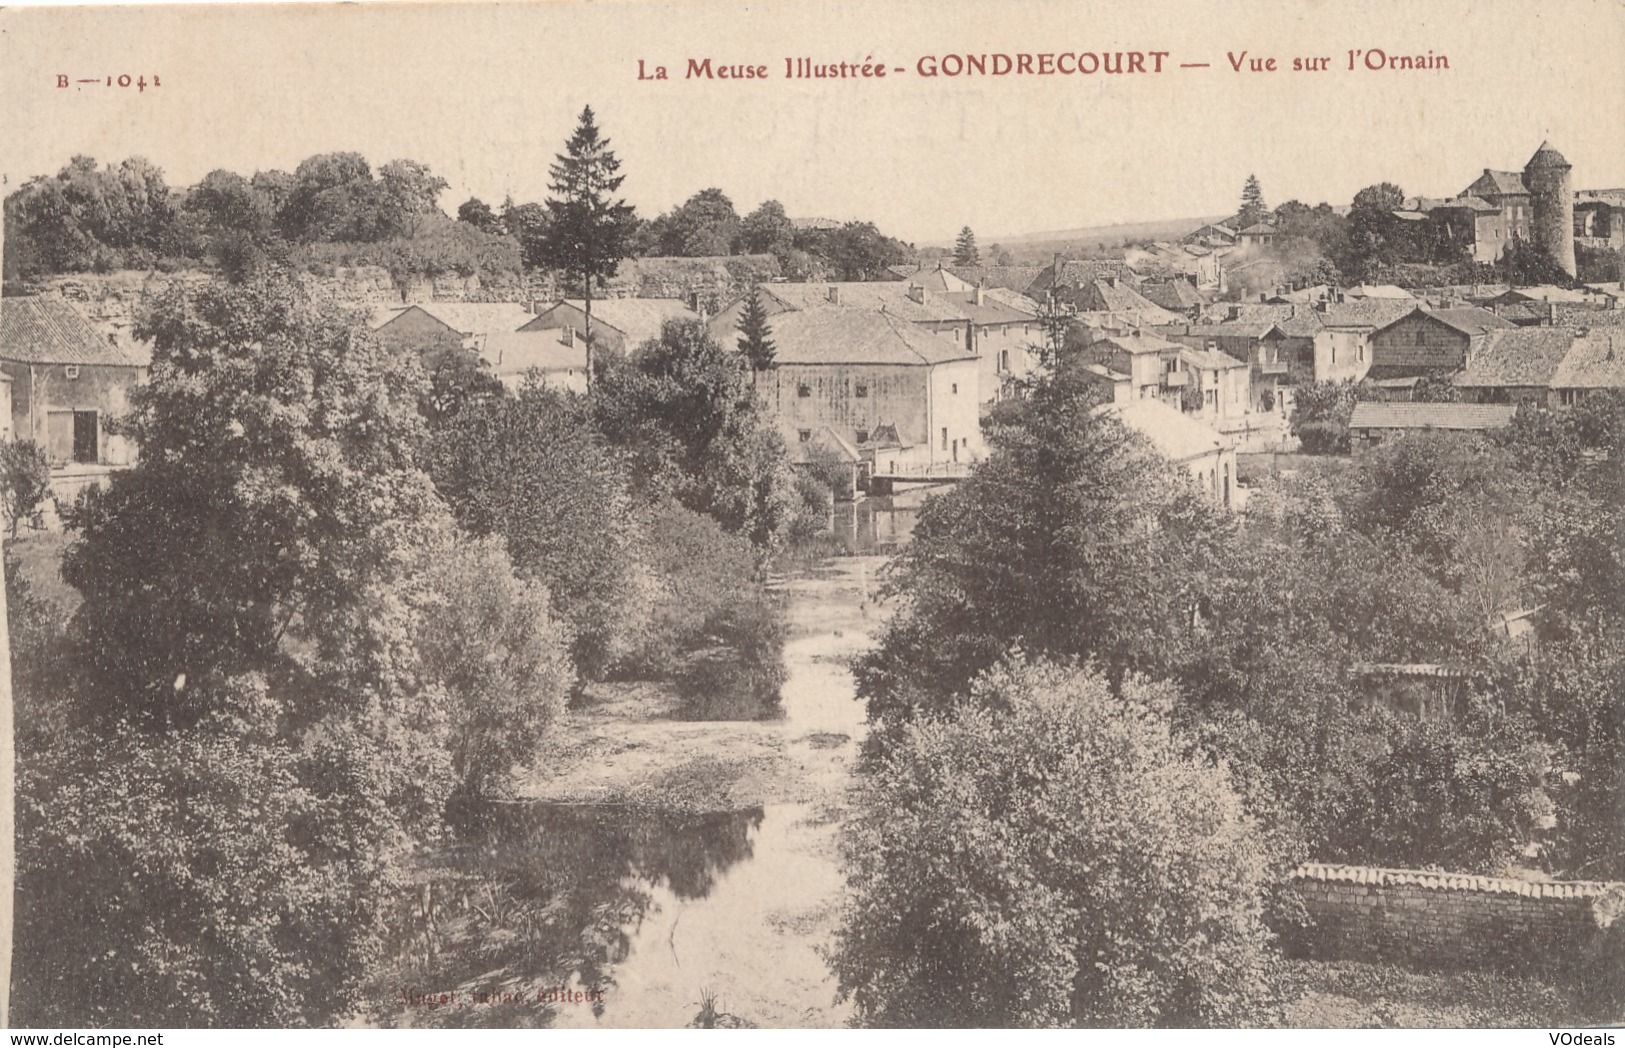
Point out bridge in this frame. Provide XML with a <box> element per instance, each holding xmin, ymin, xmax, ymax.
<box><xmin>866</xmin><ymin>461</ymin><xmax>973</xmax><ymax>493</ymax></box>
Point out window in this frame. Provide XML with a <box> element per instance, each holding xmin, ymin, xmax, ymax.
<box><xmin>1205</xmin><ymin>389</ymin><xmax>1216</xmax><ymax>407</ymax></box>
<box><xmin>1415</xmin><ymin>329</ymin><xmax>1426</xmax><ymax>347</ymax></box>
<box><xmin>64</xmin><ymin>365</ymin><xmax>80</xmax><ymax>380</ymax></box>
<box><xmin>1358</xmin><ymin>343</ymin><xmax>1365</xmax><ymax>362</ymax></box>
<box><xmin>798</xmin><ymin>429</ymin><xmax>812</xmax><ymax>443</ymax></box>
<box><xmin>951</xmin><ymin>383</ymin><xmax>958</xmax><ymax>394</ymax></box>
<box><xmin>1559</xmin><ymin>388</ymin><xmax>1581</xmax><ymax>407</ymax></box>
<box><xmin>1000</xmin><ymin>349</ymin><xmax>1010</xmax><ymax>372</ymax></box>
<box><xmin>856</xmin><ymin>429</ymin><xmax>870</xmax><ymax>444</ymax></box>
<box><xmin>941</xmin><ymin>427</ymin><xmax>948</xmax><ymax>451</ymax></box>
<box><xmin>854</xmin><ymin>382</ymin><xmax>869</xmax><ymax>398</ymax></box>
<box><xmin>797</xmin><ymin>383</ymin><xmax>812</xmax><ymax>398</ymax></box>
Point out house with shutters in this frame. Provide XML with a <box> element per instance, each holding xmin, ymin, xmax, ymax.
<box><xmin>0</xmin><ymin>296</ymin><xmax>147</xmax><ymax>469</ymax></box>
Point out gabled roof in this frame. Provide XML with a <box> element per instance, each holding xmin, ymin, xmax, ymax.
<box><xmin>1140</xmin><ymin>280</ymin><xmax>1206</xmax><ymax>311</ymax></box>
<box><xmin>1374</xmin><ymin>306</ymin><xmax>1512</xmax><ymax>340</ymax></box>
<box><xmin>480</xmin><ymin>332</ymin><xmax>588</xmax><ymax>376</ymax></box>
<box><xmin>559</xmin><ymin>298</ymin><xmax>697</xmax><ymax>344</ymax></box>
<box><xmin>1031</xmin><ymin>258</ymin><xmax>1137</xmax><ymax>291</ymax></box>
<box><xmin>943</xmin><ymin>265</ymin><xmax>1048</xmax><ymax>295</ymax></box>
<box><xmin>1095</xmin><ymin>398</ymin><xmax>1230</xmax><ymax>463</ymax></box>
<box><xmin>1550</xmin><ymin>330</ymin><xmax>1625</xmax><ymax>390</ymax></box>
<box><xmin>1238</xmin><ymin>222</ymin><xmax>1278</xmax><ymax>236</ymax></box>
<box><xmin>382</xmin><ymin>301</ymin><xmax>533</xmax><ymax>336</ymax></box>
<box><xmin>1346</xmin><ymin>284</ymin><xmax>1416</xmax><ymax>300</ymax></box>
<box><xmin>1467</xmin><ymin>169</ymin><xmax>1530</xmax><ymax>197</ymax></box>
<box><xmin>1097</xmin><ymin>332</ymin><xmax>1186</xmax><ymax>356</ymax></box>
<box><xmin>1178</xmin><ymin>346</ymin><xmax>1247</xmax><ymax>371</ymax></box>
<box><xmin>1453</xmin><ymin>327</ymin><xmax>1579</xmax><ymax>388</ymax></box>
<box><xmin>0</xmin><ymin>296</ymin><xmax>145</xmax><ymax>366</ymax></box>
<box><xmin>763</xmin><ymin>308</ymin><xmax>978</xmax><ymax>367</ymax></box>
<box><xmin>1075</xmin><ymin>280</ymin><xmax>1182</xmax><ymax>323</ymax></box>
<box><xmin>1348</xmin><ymin>402</ymin><xmax>1517</xmax><ymax>431</ymax></box>
<box><xmin>1495</xmin><ymin>285</ymin><xmax>1591</xmax><ymax>305</ymax></box>
<box><xmin>1317</xmin><ymin>299</ymin><xmax>1418</xmax><ymax>330</ymax></box>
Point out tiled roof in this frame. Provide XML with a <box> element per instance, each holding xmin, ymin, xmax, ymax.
<box><xmin>1348</xmin><ymin>402</ymin><xmax>1517</xmax><ymax>431</ymax></box>
<box><xmin>480</xmin><ymin>332</ymin><xmax>588</xmax><ymax>376</ymax></box>
<box><xmin>1238</xmin><ymin>222</ymin><xmax>1278</xmax><ymax>236</ymax></box>
<box><xmin>1423</xmin><ymin>307</ymin><xmax>1516</xmax><ymax>337</ymax></box>
<box><xmin>760</xmin><ymin>283</ymin><xmax>949</xmax><ymax>323</ymax></box>
<box><xmin>1140</xmin><ymin>280</ymin><xmax>1205</xmax><ymax>310</ymax></box>
<box><xmin>1453</xmin><ymin>327</ymin><xmax>1578</xmax><ymax>388</ymax></box>
<box><xmin>1347</xmin><ymin>284</ymin><xmax>1416</xmax><ymax>300</ymax></box>
<box><xmin>388</xmin><ymin>301</ymin><xmax>533</xmax><ymax>336</ymax></box>
<box><xmin>1497</xmin><ymin>285</ymin><xmax>1591</xmax><ymax>305</ymax></box>
<box><xmin>1317</xmin><ymin>299</ymin><xmax>1418</xmax><ymax>330</ymax></box>
<box><xmin>0</xmin><ymin>296</ymin><xmax>145</xmax><ymax>366</ymax></box>
<box><xmin>1469</xmin><ymin>169</ymin><xmax>1530</xmax><ymax>197</ymax></box>
<box><xmin>943</xmin><ymin>265</ymin><xmax>1048</xmax><ymax>294</ymax></box>
<box><xmin>1551</xmin><ymin>330</ymin><xmax>1625</xmax><ymax>389</ymax></box>
<box><xmin>763</xmin><ymin>308</ymin><xmax>977</xmax><ymax>367</ymax></box>
<box><xmin>1031</xmin><ymin>258</ymin><xmax>1137</xmax><ymax>291</ymax></box>
<box><xmin>1178</xmin><ymin>346</ymin><xmax>1247</xmax><ymax>371</ymax></box>
<box><xmin>560</xmin><ymin>298</ymin><xmax>697</xmax><ymax>345</ymax></box>
<box><xmin>1095</xmin><ymin>398</ymin><xmax>1230</xmax><ymax>463</ymax></box>
<box><xmin>1097</xmin><ymin>333</ymin><xmax>1186</xmax><ymax>356</ymax></box>
<box><xmin>1076</xmin><ymin>280</ymin><xmax>1181</xmax><ymax>323</ymax></box>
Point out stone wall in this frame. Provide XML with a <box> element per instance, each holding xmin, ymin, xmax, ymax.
<box><xmin>1286</xmin><ymin>863</ymin><xmax>1624</xmax><ymax>978</ymax></box>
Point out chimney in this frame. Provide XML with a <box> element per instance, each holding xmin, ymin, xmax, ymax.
<box><xmin>966</xmin><ymin>319</ymin><xmax>976</xmax><ymax>354</ymax></box>
<box><xmin>974</xmin><ymin>283</ymin><xmax>985</xmax><ymax>307</ymax></box>
<box><xmin>562</xmin><ymin>326</ymin><xmax>575</xmax><ymax>347</ymax></box>
<box><xmin>1315</xmin><ymin>299</ymin><xmax>1330</xmax><ymax>313</ymax></box>
<box><xmin>529</xmin><ymin>298</ymin><xmax>543</xmax><ymax>314</ymax></box>
<box><xmin>828</xmin><ymin>285</ymin><xmax>841</xmax><ymax>306</ymax></box>
<box><xmin>907</xmin><ymin>283</ymin><xmax>926</xmax><ymax>305</ymax></box>
<box><xmin>1547</xmin><ymin>302</ymin><xmax>1558</xmax><ymax>326</ymax></box>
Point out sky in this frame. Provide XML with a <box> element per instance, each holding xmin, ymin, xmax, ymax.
<box><xmin>1</xmin><ymin>0</ymin><xmax>1621</xmax><ymax>245</ymax></box>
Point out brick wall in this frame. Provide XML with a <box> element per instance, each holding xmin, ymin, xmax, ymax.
<box><xmin>1286</xmin><ymin>863</ymin><xmax>1624</xmax><ymax>977</ymax></box>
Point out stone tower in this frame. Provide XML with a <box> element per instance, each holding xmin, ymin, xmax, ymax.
<box><xmin>1524</xmin><ymin>141</ymin><xmax>1576</xmax><ymax>277</ymax></box>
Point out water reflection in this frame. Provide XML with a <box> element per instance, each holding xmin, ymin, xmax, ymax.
<box><xmin>819</xmin><ymin>485</ymin><xmax>941</xmax><ymax>554</ymax></box>
<box><xmin>377</xmin><ymin>804</ymin><xmax>764</xmax><ymax>1028</ymax></box>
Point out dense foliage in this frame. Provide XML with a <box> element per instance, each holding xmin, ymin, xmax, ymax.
<box><xmin>834</xmin><ymin>659</ymin><xmax>1280</xmax><ymax>1027</ymax></box>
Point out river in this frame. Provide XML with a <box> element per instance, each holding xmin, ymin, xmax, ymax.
<box><xmin>375</xmin><ymin>489</ymin><xmax>934</xmax><ymax>1028</ymax></box>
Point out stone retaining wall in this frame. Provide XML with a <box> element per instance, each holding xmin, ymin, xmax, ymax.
<box><xmin>1288</xmin><ymin>863</ymin><xmax>1624</xmax><ymax>976</ymax></box>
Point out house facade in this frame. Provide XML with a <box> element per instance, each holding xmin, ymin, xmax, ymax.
<box><xmin>478</xmin><ymin>332</ymin><xmax>590</xmax><ymax>394</ymax></box>
<box><xmin>712</xmin><ymin>306</ymin><xmax>982</xmax><ymax>475</ymax></box>
<box><xmin>1366</xmin><ymin>307</ymin><xmax>1514</xmax><ymax>381</ymax></box>
<box><xmin>0</xmin><ymin>297</ymin><xmax>147</xmax><ymax>469</ymax></box>
<box><xmin>1095</xmin><ymin>398</ymin><xmax>1237</xmax><ymax>508</ymax></box>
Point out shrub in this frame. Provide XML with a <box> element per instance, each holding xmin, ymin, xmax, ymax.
<box><xmin>0</xmin><ymin>438</ymin><xmax>51</xmax><ymax>536</ymax></box>
<box><xmin>832</xmin><ymin>658</ymin><xmax>1281</xmax><ymax>1028</ymax></box>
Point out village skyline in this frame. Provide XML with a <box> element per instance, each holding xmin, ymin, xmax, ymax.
<box><xmin>3</xmin><ymin>0</ymin><xmax>1623</xmax><ymax>245</ymax></box>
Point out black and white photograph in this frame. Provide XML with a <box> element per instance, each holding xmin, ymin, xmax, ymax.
<box><xmin>0</xmin><ymin>0</ymin><xmax>1621</xmax><ymax>1032</ymax></box>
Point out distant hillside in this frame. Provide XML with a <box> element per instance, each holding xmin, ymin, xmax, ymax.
<box><xmin>923</xmin><ymin>215</ymin><xmax>1232</xmax><ymax>264</ymax></box>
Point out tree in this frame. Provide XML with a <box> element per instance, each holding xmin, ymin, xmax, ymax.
<box><xmin>594</xmin><ymin>318</ymin><xmax>794</xmax><ymax>548</ymax></box>
<box><xmin>1341</xmin><ymin>182</ymin><xmax>1411</xmax><ymax>281</ymax></box>
<box><xmin>737</xmin><ymin>199</ymin><xmax>795</xmax><ymax>259</ymax></box>
<box><xmin>833</xmin><ymin>658</ymin><xmax>1280</xmax><ymax>1027</ymax></box>
<box><xmin>16</xmin><ymin>272</ymin><xmax>472</xmax><ymax>1024</ymax></box>
<box><xmin>735</xmin><ymin>288</ymin><xmax>776</xmax><ymax>370</ymax></box>
<box><xmin>456</xmin><ymin>196</ymin><xmax>498</xmax><ymax>231</ymax></box>
<box><xmin>375</xmin><ymin>160</ymin><xmax>449</xmax><ymax>237</ymax></box>
<box><xmin>1237</xmin><ymin>174</ymin><xmax>1268</xmax><ymax>230</ymax></box>
<box><xmin>425</xmin><ymin>382</ymin><xmax>649</xmax><ymax>680</ymax></box>
<box><xmin>658</xmin><ymin>187</ymin><xmax>740</xmax><ymax>256</ymax></box>
<box><xmin>539</xmin><ymin>106</ymin><xmax>638</xmax><ymax>389</ymax></box>
<box><xmin>855</xmin><ymin>367</ymin><xmax>1228</xmax><ymax>727</ymax></box>
<box><xmin>953</xmin><ymin>226</ymin><xmax>980</xmax><ymax>266</ymax></box>
<box><xmin>418</xmin><ymin>538</ymin><xmax>573</xmax><ymax>802</ymax></box>
<box><xmin>0</xmin><ymin>441</ymin><xmax>51</xmax><ymax>538</ymax></box>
